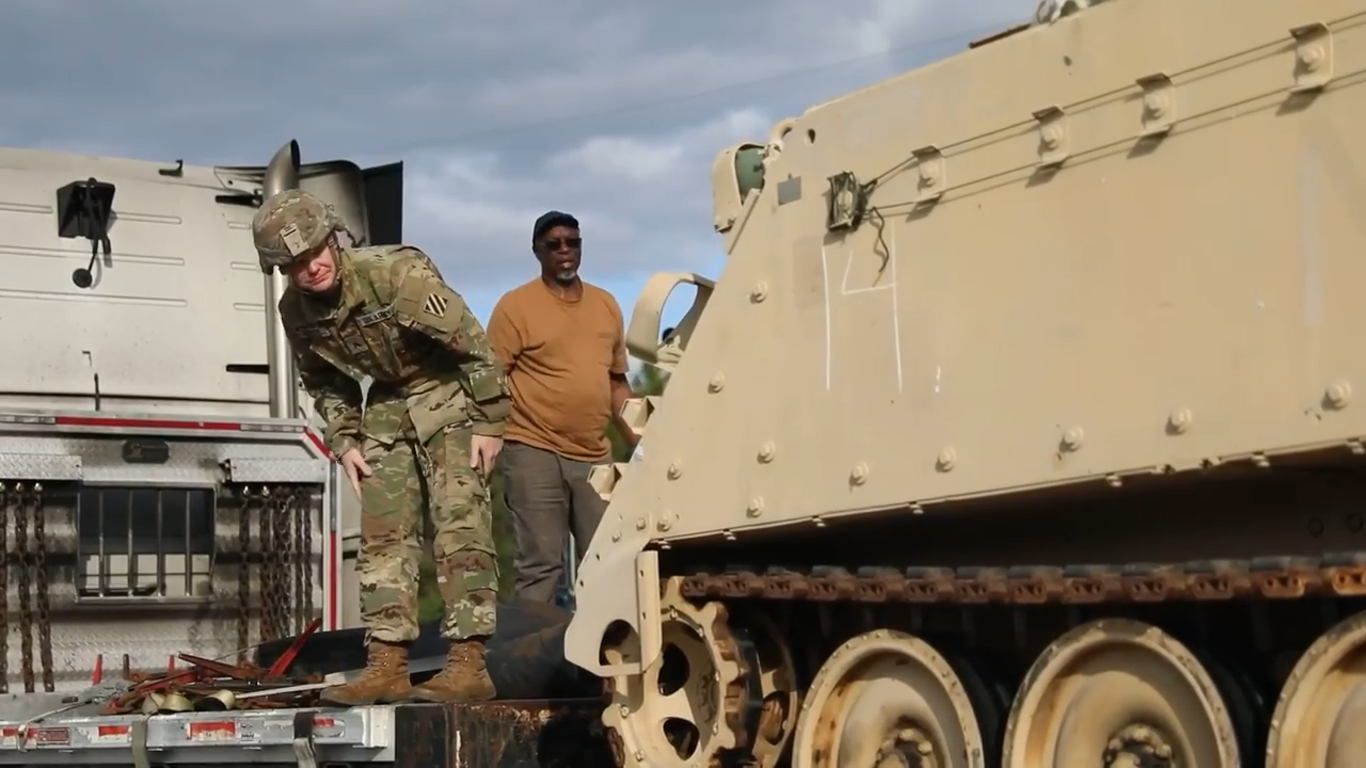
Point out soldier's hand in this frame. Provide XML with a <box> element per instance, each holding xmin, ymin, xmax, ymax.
<box><xmin>470</xmin><ymin>435</ymin><xmax>503</xmax><ymax>477</ymax></box>
<box><xmin>338</xmin><ymin>448</ymin><xmax>373</xmax><ymax>496</ymax></box>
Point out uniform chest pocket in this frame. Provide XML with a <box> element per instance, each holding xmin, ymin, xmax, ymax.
<box><xmin>297</xmin><ymin>324</ymin><xmax>364</xmax><ymax>381</ymax></box>
<box><xmin>342</xmin><ymin>303</ymin><xmax>405</xmax><ymax>380</ymax></box>
<box><xmin>296</xmin><ymin>324</ymin><xmax>333</xmax><ymax>342</ymax></box>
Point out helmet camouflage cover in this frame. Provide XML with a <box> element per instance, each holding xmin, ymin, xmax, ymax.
<box><xmin>252</xmin><ymin>189</ymin><xmax>342</xmax><ymax>274</ymax></box>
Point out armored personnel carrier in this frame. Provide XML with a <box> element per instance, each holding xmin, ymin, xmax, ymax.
<box><xmin>565</xmin><ymin>0</ymin><xmax>1366</xmax><ymax>765</ymax></box>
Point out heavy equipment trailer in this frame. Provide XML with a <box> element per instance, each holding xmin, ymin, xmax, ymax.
<box><xmin>0</xmin><ymin>699</ymin><xmax>612</xmax><ymax>767</ymax></box>
<box><xmin>0</xmin><ymin>600</ymin><xmax>616</xmax><ymax>767</ymax></box>
<box><xmin>564</xmin><ymin>0</ymin><xmax>1366</xmax><ymax>765</ymax></box>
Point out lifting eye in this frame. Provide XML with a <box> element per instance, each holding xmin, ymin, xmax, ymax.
<box><xmin>56</xmin><ymin>177</ymin><xmax>116</xmax><ymax>289</ymax></box>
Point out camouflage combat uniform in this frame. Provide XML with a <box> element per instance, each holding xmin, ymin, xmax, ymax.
<box><xmin>251</xmin><ymin>189</ymin><xmax>511</xmax><ymax>706</ymax></box>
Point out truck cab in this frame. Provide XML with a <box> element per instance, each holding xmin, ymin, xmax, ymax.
<box><xmin>0</xmin><ymin>139</ymin><xmax>401</xmax><ymax>692</ymax></box>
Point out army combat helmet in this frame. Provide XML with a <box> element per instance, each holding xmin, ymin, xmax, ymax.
<box><xmin>251</xmin><ymin>189</ymin><xmax>342</xmax><ymax>274</ymax></box>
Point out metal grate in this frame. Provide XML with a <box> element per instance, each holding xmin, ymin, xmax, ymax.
<box><xmin>76</xmin><ymin>486</ymin><xmax>215</xmax><ymax>601</ymax></box>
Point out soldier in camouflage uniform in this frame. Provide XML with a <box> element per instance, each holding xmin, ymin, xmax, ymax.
<box><xmin>251</xmin><ymin>188</ymin><xmax>510</xmax><ymax>706</ymax></box>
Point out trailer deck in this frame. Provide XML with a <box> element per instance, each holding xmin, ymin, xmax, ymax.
<box><xmin>0</xmin><ymin>697</ymin><xmax>612</xmax><ymax>767</ymax></box>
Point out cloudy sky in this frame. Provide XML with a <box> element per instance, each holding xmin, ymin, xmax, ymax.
<box><xmin>4</xmin><ymin>0</ymin><xmax>1027</xmax><ymax>349</ymax></box>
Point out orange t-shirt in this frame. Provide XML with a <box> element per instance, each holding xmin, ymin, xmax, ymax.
<box><xmin>486</xmin><ymin>278</ymin><xmax>628</xmax><ymax>463</ymax></box>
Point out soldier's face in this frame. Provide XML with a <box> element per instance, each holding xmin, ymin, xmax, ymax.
<box><xmin>286</xmin><ymin>243</ymin><xmax>338</xmax><ymax>293</ymax></box>
<box><xmin>535</xmin><ymin>225</ymin><xmax>582</xmax><ymax>284</ymax></box>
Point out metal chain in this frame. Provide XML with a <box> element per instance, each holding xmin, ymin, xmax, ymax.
<box><xmin>13</xmin><ymin>484</ymin><xmax>32</xmax><ymax>694</ymax></box>
<box><xmin>258</xmin><ymin>486</ymin><xmax>275</xmax><ymax>641</ymax></box>
<box><xmin>30</xmin><ymin>484</ymin><xmax>52</xmax><ymax>693</ymax></box>
<box><xmin>237</xmin><ymin>486</ymin><xmax>253</xmax><ymax>662</ymax></box>
<box><xmin>296</xmin><ymin>487</ymin><xmax>314</xmax><ymax>630</ymax></box>
<box><xmin>258</xmin><ymin>486</ymin><xmax>290</xmax><ymax>641</ymax></box>
<box><xmin>238</xmin><ymin>485</ymin><xmax>316</xmax><ymax>645</ymax></box>
<box><xmin>270</xmin><ymin>487</ymin><xmax>292</xmax><ymax>638</ymax></box>
<box><xmin>265</xmin><ymin>486</ymin><xmax>279</xmax><ymax>640</ymax></box>
<box><xmin>289</xmin><ymin>489</ymin><xmax>302</xmax><ymax>635</ymax></box>
<box><xmin>0</xmin><ymin>483</ymin><xmax>9</xmax><ymax>694</ymax></box>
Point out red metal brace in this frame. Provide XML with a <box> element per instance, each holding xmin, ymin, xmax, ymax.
<box><xmin>267</xmin><ymin>617</ymin><xmax>322</xmax><ymax>676</ymax></box>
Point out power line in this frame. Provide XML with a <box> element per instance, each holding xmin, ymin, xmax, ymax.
<box><xmin>374</xmin><ymin>19</ymin><xmax>1011</xmax><ymax>157</ymax></box>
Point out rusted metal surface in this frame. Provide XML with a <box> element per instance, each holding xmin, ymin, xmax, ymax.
<box><xmin>394</xmin><ymin>698</ymin><xmax>614</xmax><ymax>768</ymax></box>
<box><xmin>176</xmin><ymin>653</ymin><xmax>258</xmax><ymax>681</ymax></box>
<box><xmin>677</xmin><ymin>551</ymin><xmax>1366</xmax><ymax>606</ymax></box>
<box><xmin>236</xmin><ymin>484</ymin><xmax>317</xmax><ymax>658</ymax></box>
<box><xmin>294</xmin><ymin>487</ymin><xmax>314</xmax><ymax>634</ymax></box>
<box><xmin>2</xmin><ymin>482</ymin><xmax>53</xmax><ymax>693</ymax></box>
<box><xmin>261</xmin><ymin>487</ymin><xmax>289</xmax><ymax>641</ymax></box>
<box><xmin>32</xmin><ymin>485</ymin><xmax>52</xmax><ymax>693</ymax></box>
<box><xmin>14</xmin><ymin>484</ymin><xmax>33</xmax><ymax>693</ymax></box>
<box><xmin>0</xmin><ymin>483</ymin><xmax>8</xmax><ymax>694</ymax></box>
<box><xmin>237</xmin><ymin>487</ymin><xmax>252</xmax><ymax>660</ymax></box>
<box><xmin>100</xmin><ymin>644</ymin><xmax>326</xmax><ymax>714</ymax></box>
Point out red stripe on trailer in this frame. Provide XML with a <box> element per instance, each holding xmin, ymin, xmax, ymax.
<box><xmin>54</xmin><ymin>415</ymin><xmax>244</xmax><ymax>431</ymax></box>
<box><xmin>302</xmin><ymin>428</ymin><xmax>329</xmax><ymax>457</ymax></box>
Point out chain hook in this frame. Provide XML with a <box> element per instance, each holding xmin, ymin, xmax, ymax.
<box><xmin>12</xmin><ymin>482</ymin><xmax>33</xmax><ymax>693</ymax></box>
<box><xmin>29</xmin><ymin>483</ymin><xmax>52</xmax><ymax>692</ymax></box>
<box><xmin>237</xmin><ymin>485</ymin><xmax>253</xmax><ymax>662</ymax></box>
<box><xmin>0</xmin><ymin>482</ymin><xmax>10</xmax><ymax>694</ymax></box>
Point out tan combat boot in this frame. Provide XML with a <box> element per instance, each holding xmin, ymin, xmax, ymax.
<box><xmin>410</xmin><ymin>638</ymin><xmax>496</xmax><ymax>703</ymax></box>
<box><xmin>319</xmin><ymin>640</ymin><xmax>413</xmax><ymax>706</ymax></box>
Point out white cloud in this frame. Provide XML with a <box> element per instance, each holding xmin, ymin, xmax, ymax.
<box><xmin>550</xmin><ymin>137</ymin><xmax>686</xmax><ymax>184</ymax></box>
<box><xmin>1</xmin><ymin>0</ymin><xmax>1030</xmax><ymax>327</ymax></box>
<box><xmin>550</xmin><ymin>109</ymin><xmax>771</xmax><ymax>184</ymax></box>
<box><xmin>399</xmin><ymin>106</ymin><xmax>777</xmax><ymax>319</ymax></box>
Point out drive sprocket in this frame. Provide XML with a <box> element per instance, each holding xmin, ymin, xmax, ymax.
<box><xmin>602</xmin><ymin>576</ymin><xmax>761</xmax><ymax>767</ymax></box>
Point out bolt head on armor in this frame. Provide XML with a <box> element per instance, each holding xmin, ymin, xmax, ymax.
<box><xmin>251</xmin><ymin>189</ymin><xmax>342</xmax><ymax>274</ymax></box>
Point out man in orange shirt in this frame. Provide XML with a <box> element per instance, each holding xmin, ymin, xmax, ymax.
<box><xmin>486</xmin><ymin>211</ymin><xmax>637</xmax><ymax>604</ymax></box>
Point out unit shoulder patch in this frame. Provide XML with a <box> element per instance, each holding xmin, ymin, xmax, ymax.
<box><xmin>423</xmin><ymin>293</ymin><xmax>450</xmax><ymax>318</ymax></box>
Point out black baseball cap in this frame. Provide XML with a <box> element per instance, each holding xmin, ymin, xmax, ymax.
<box><xmin>532</xmin><ymin>210</ymin><xmax>579</xmax><ymax>242</ymax></box>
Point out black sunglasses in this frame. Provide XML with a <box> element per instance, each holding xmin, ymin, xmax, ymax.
<box><xmin>541</xmin><ymin>237</ymin><xmax>582</xmax><ymax>250</ymax></box>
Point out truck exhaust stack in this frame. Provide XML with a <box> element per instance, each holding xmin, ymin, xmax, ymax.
<box><xmin>262</xmin><ymin>139</ymin><xmax>301</xmax><ymax>420</ymax></box>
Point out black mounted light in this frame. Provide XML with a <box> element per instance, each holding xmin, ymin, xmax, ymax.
<box><xmin>56</xmin><ymin>178</ymin><xmax>116</xmax><ymax>289</ymax></box>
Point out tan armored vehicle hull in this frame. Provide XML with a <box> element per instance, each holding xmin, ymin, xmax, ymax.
<box><xmin>566</xmin><ymin>0</ymin><xmax>1366</xmax><ymax>764</ymax></box>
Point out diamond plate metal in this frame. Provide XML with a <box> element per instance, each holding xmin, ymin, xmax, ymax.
<box><xmin>0</xmin><ymin>434</ymin><xmax>318</xmax><ymax>486</ymax></box>
<box><xmin>0</xmin><ymin>431</ymin><xmax>338</xmax><ymax>694</ymax></box>
<box><xmin>4</xmin><ymin>587</ymin><xmax>322</xmax><ymax>693</ymax></box>
<box><xmin>0</xmin><ymin>453</ymin><xmax>81</xmax><ymax>481</ymax></box>
<box><xmin>224</xmin><ymin>457</ymin><xmax>328</xmax><ymax>484</ymax></box>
